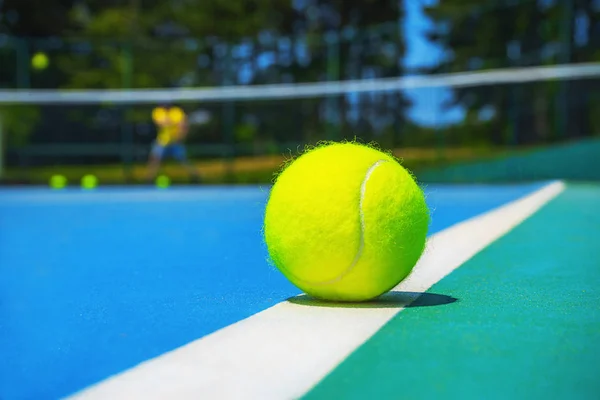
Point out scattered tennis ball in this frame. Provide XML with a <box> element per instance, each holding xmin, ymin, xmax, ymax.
<box><xmin>49</xmin><ymin>175</ymin><xmax>67</xmax><ymax>189</ymax></box>
<box><xmin>264</xmin><ymin>142</ymin><xmax>430</xmax><ymax>302</ymax></box>
<box><xmin>31</xmin><ymin>52</ymin><xmax>49</xmax><ymax>70</ymax></box>
<box><xmin>156</xmin><ymin>175</ymin><xmax>171</xmax><ymax>189</ymax></box>
<box><xmin>81</xmin><ymin>174</ymin><xmax>98</xmax><ymax>190</ymax></box>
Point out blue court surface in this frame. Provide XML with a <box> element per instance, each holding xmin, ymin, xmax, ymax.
<box><xmin>0</xmin><ymin>183</ymin><xmax>550</xmax><ymax>399</ymax></box>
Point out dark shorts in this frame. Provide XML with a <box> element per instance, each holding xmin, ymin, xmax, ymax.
<box><xmin>151</xmin><ymin>142</ymin><xmax>187</xmax><ymax>161</ymax></box>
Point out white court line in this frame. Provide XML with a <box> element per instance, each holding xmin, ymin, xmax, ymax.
<box><xmin>69</xmin><ymin>181</ymin><xmax>565</xmax><ymax>400</ymax></box>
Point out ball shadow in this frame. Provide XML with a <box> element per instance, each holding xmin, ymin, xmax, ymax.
<box><xmin>287</xmin><ymin>291</ymin><xmax>458</xmax><ymax>309</ymax></box>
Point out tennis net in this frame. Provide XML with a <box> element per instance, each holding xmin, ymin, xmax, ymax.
<box><xmin>0</xmin><ymin>62</ymin><xmax>599</xmax><ymax>183</ymax></box>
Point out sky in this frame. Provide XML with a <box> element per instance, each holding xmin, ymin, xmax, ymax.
<box><xmin>235</xmin><ymin>0</ymin><xmax>464</xmax><ymax>128</ymax></box>
<box><xmin>403</xmin><ymin>0</ymin><xmax>464</xmax><ymax>126</ymax></box>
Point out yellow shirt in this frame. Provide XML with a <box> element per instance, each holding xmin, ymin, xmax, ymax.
<box><xmin>152</xmin><ymin>106</ymin><xmax>186</xmax><ymax>146</ymax></box>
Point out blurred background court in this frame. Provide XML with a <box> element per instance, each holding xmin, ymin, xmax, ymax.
<box><xmin>0</xmin><ymin>0</ymin><xmax>598</xmax><ymax>186</ymax></box>
<box><xmin>1</xmin><ymin>1</ymin><xmax>599</xmax><ymax>400</ymax></box>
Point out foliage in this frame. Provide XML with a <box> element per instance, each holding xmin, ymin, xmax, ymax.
<box><xmin>2</xmin><ymin>0</ymin><xmax>599</xmax><ymax>166</ymax></box>
<box><xmin>0</xmin><ymin>106</ymin><xmax>41</xmax><ymax>147</ymax></box>
<box><xmin>424</xmin><ymin>0</ymin><xmax>600</xmax><ymax>146</ymax></box>
<box><xmin>1</xmin><ymin>0</ymin><xmax>412</xmax><ymax>153</ymax></box>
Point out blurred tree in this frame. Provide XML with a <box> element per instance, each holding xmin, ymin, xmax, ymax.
<box><xmin>0</xmin><ymin>106</ymin><xmax>40</xmax><ymax>147</ymax></box>
<box><xmin>0</xmin><ymin>0</ymin><xmax>77</xmax><ymax>36</ymax></box>
<box><xmin>424</xmin><ymin>0</ymin><xmax>600</xmax><ymax>146</ymax></box>
<box><xmin>55</xmin><ymin>0</ymin><xmax>294</xmax><ymax>89</ymax></box>
<box><xmin>252</xmin><ymin>0</ymin><xmax>412</xmax><ymax>146</ymax></box>
<box><xmin>2</xmin><ymin>0</ymin><xmax>415</xmax><ymax>159</ymax></box>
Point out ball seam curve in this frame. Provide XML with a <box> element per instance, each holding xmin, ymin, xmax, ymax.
<box><xmin>283</xmin><ymin>158</ymin><xmax>389</xmax><ymax>287</ymax></box>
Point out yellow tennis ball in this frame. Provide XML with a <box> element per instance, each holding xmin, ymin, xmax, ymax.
<box><xmin>156</xmin><ymin>174</ymin><xmax>171</xmax><ymax>189</ymax></box>
<box><xmin>49</xmin><ymin>174</ymin><xmax>67</xmax><ymax>189</ymax></box>
<box><xmin>31</xmin><ymin>52</ymin><xmax>49</xmax><ymax>70</ymax></box>
<box><xmin>264</xmin><ymin>142</ymin><xmax>430</xmax><ymax>302</ymax></box>
<box><xmin>81</xmin><ymin>174</ymin><xmax>98</xmax><ymax>189</ymax></box>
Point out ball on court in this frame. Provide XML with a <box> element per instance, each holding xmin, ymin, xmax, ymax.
<box><xmin>264</xmin><ymin>142</ymin><xmax>429</xmax><ymax>302</ymax></box>
<box><xmin>156</xmin><ymin>174</ymin><xmax>171</xmax><ymax>189</ymax></box>
<box><xmin>31</xmin><ymin>52</ymin><xmax>49</xmax><ymax>70</ymax></box>
<box><xmin>49</xmin><ymin>174</ymin><xmax>67</xmax><ymax>189</ymax></box>
<box><xmin>81</xmin><ymin>174</ymin><xmax>98</xmax><ymax>189</ymax></box>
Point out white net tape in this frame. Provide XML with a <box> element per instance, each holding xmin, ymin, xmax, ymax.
<box><xmin>0</xmin><ymin>63</ymin><xmax>598</xmax><ymax>105</ymax></box>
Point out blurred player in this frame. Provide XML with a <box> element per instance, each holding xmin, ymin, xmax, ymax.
<box><xmin>147</xmin><ymin>104</ymin><xmax>201</xmax><ymax>183</ymax></box>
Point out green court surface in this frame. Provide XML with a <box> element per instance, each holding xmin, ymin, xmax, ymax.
<box><xmin>2</xmin><ymin>182</ymin><xmax>599</xmax><ymax>400</ymax></box>
<box><xmin>307</xmin><ymin>184</ymin><xmax>600</xmax><ymax>399</ymax></box>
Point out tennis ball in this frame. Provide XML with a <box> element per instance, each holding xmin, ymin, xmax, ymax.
<box><xmin>31</xmin><ymin>52</ymin><xmax>49</xmax><ymax>70</ymax></box>
<box><xmin>264</xmin><ymin>142</ymin><xmax>429</xmax><ymax>302</ymax></box>
<box><xmin>156</xmin><ymin>174</ymin><xmax>171</xmax><ymax>189</ymax></box>
<box><xmin>49</xmin><ymin>174</ymin><xmax>67</xmax><ymax>189</ymax></box>
<box><xmin>81</xmin><ymin>174</ymin><xmax>98</xmax><ymax>189</ymax></box>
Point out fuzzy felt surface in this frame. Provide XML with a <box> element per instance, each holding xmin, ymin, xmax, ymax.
<box><xmin>264</xmin><ymin>142</ymin><xmax>429</xmax><ymax>301</ymax></box>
